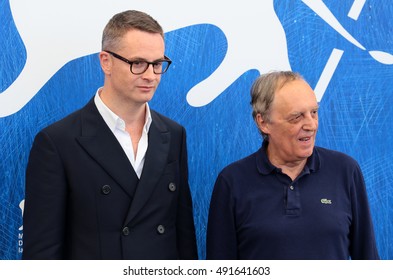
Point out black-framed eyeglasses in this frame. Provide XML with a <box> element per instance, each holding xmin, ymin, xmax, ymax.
<box><xmin>104</xmin><ymin>50</ymin><xmax>172</xmax><ymax>74</ymax></box>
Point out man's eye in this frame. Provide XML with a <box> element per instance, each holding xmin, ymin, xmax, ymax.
<box><xmin>292</xmin><ymin>114</ymin><xmax>304</xmax><ymax>122</ymax></box>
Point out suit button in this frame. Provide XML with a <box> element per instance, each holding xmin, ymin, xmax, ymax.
<box><xmin>157</xmin><ymin>225</ymin><xmax>165</xmax><ymax>234</ymax></box>
<box><xmin>122</xmin><ymin>227</ymin><xmax>130</xmax><ymax>236</ymax></box>
<box><xmin>101</xmin><ymin>185</ymin><xmax>111</xmax><ymax>195</ymax></box>
<box><xmin>168</xmin><ymin>182</ymin><xmax>176</xmax><ymax>192</ymax></box>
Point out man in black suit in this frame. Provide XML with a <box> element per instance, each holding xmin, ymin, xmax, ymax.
<box><xmin>23</xmin><ymin>10</ymin><xmax>198</xmax><ymax>260</ymax></box>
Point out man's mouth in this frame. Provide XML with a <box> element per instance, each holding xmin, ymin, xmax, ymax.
<box><xmin>299</xmin><ymin>137</ymin><xmax>311</xmax><ymax>142</ymax></box>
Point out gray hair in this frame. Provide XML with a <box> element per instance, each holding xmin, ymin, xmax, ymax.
<box><xmin>102</xmin><ymin>10</ymin><xmax>164</xmax><ymax>51</ymax></box>
<box><xmin>250</xmin><ymin>70</ymin><xmax>303</xmax><ymax>139</ymax></box>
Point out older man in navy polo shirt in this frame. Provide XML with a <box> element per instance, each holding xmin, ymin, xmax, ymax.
<box><xmin>206</xmin><ymin>71</ymin><xmax>379</xmax><ymax>260</ymax></box>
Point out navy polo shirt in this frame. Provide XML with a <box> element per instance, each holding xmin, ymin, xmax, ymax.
<box><xmin>206</xmin><ymin>141</ymin><xmax>379</xmax><ymax>260</ymax></box>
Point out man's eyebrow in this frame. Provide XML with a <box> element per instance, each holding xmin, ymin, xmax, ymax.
<box><xmin>286</xmin><ymin>111</ymin><xmax>302</xmax><ymax>120</ymax></box>
<box><xmin>288</xmin><ymin>111</ymin><xmax>301</xmax><ymax>116</ymax></box>
<box><xmin>129</xmin><ymin>56</ymin><xmax>165</xmax><ymax>61</ymax></box>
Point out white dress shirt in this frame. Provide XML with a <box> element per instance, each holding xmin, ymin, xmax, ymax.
<box><xmin>94</xmin><ymin>89</ymin><xmax>152</xmax><ymax>178</ymax></box>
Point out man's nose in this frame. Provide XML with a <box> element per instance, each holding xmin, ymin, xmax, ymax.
<box><xmin>141</xmin><ymin>64</ymin><xmax>157</xmax><ymax>79</ymax></box>
<box><xmin>303</xmin><ymin>114</ymin><xmax>318</xmax><ymax>130</ymax></box>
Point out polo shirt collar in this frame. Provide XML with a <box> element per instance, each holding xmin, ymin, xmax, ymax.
<box><xmin>256</xmin><ymin>140</ymin><xmax>321</xmax><ymax>175</ymax></box>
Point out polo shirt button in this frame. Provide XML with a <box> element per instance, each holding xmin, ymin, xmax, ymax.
<box><xmin>101</xmin><ymin>185</ymin><xmax>111</xmax><ymax>195</ymax></box>
<box><xmin>168</xmin><ymin>182</ymin><xmax>176</xmax><ymax>192</ymax></box>
<box><xmin>289</xmin><ymin>185</ymin><xmax>294</xmax><ymax>190</ymax></box>
<box><xmin>157</xmin><ymin>225</ymin><xmax>165</xmax><ymax>234</ymax></box>
<box><xmin>122</xmin><ymin>227</ymin><xmax>130</xmax><ymax>236</ymax></box>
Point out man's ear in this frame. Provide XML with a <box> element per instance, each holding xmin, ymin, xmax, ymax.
<box><xmin>256</xmin><ymin>113</ymin><xmax>270</xmax><ymax>135</ymax></box>
<box><xmin>99</xmin><ymin>51</ymin><xmax>112</xmax><ymax>75</ymax></box>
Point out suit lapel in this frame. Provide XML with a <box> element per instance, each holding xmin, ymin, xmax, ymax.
<box><xmin>125</xmin><ymin>111</ymin><xmax>170</xmax><ymax>224</ymax></box>
<box><xmin>76</xmin><ymin>99</ymin><xmax>139</xmax><ymax>198</ymax></box>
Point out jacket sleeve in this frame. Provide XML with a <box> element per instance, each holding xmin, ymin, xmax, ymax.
<box><xmin>206</xmin><ymin>172</ymin><xmax>238</xmax><ymax>259</ymax></box>
<box><xmin>23</xmin><ymin>130</ymin><xmax>67</xmax><ymax>259</ymax></box>
<box><xmin>176</xmin><ymin>127</ymin><xmax>198</xmax><ymax>259</ymax></box>
<box><xmin>349</xmin><ymin>163</ymin><xmax>380</xmax><ymax>260</ymax></box>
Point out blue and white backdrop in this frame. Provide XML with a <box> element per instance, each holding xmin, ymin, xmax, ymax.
<box><xmin>1</xmin><ymin>0</ymin><xmax>392</xmax><ymax>259</ymax></box>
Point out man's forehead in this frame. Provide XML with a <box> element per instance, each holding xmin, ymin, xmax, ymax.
<box><xmin>272</xmin><ymin>82</ymin><xmax>317</xmax><ymax>111</ymax></box>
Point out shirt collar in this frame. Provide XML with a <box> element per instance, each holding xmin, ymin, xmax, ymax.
<box><xmin>256</xmin><ymin>140</ymin><xmax>320</xmax><ymax>175</ymax></box>
<box><xmin>94</xmin><ymin>88</ymin><xmax>152</xmax><ymax>133</ymax></box>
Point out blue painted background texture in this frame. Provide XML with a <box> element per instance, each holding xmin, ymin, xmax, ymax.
<box><xmin>1</xmin><ymin>0</ymin><xmax>392</xmax><ymax>259</ymax></box>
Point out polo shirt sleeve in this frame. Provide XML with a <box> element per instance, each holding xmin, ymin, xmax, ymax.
<box><xmin>349</xmin><ymin>162</ymin><xmax>380</xmax><ymax>260</ymax></box>
<box><xmin>206</xmin><ymin>172</ymin><xmax>238</xmax><ymax>259</ymax></box>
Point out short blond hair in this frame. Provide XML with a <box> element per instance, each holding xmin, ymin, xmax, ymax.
<box><xmin>102</xmin><ymin>10</ymin><xmax>164</xmax><ymax>51</ymax></box>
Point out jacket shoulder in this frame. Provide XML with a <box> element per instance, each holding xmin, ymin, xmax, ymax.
<box><xmin>40</xmin><ymin>99</ymin><xmax>95</xmax><ymax>137</ymax></box>
<box><xmin>150</xmin><ymin>110</ymin><xmax>184</xmax><ymax>131</ymax></box>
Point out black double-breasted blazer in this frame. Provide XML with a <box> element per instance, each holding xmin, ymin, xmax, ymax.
<box><xmin>23</xmin><ymin>98</ymin><xmax>198</xmax><ymax>259</ymax></box>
